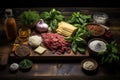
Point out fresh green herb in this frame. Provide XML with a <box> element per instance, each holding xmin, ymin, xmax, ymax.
<box><xmin>39</xmin><ymin>8</ymin><xmax>64</xmax><ymax>32</ymax></box>
<box><xmin>65</xmin><ymin>24</ymin><xmax>90</xmax><ymax>54</ymax></box>
<box><xmin>65</xmin><ymin>12</ymin><xmax>92</xmax><ymax>54</ymax></box>
<box><xmin>19</xmin><ymin>59</ymin><xmax>33</xmax><ymax>69</ymax></box>
<box><xmin>20</xmin><ymin>10</ymin><xmax>40</xmax><ymax>27</ymax></box>
<box><xmin>98</xmin><ymin>41</ymin><xmax>119</xmax><ymax>64</ymax></box>
<box><xmin>67</xmin><ymin>12</ymin><xmax>93</xmax><ymax>28</ymax></box>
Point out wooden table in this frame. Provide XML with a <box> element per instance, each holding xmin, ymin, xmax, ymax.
<box><xmin>0</xmin><ymin>7</ymin><xmax>120</xmax><ymax>80</ymax></box>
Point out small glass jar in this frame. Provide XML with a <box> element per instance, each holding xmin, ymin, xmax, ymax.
<box><xmin>93</xmin><ymin>12</ymin><xmax>108</xmax><ymax>25</ymax></box>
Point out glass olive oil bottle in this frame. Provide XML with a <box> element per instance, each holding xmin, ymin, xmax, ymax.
<box><xmin>4</xmin><ymin>9</ymin><xmax>17</xmax><ymax>41</ymax></box>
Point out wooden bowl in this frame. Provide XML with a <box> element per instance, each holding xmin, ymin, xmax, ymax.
<box><xmin>81</xmin><ymin>58</ymin><xmax>98</xmax><ymax>74</ymax></box>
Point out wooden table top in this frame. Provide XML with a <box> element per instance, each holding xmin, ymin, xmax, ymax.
<box><xmin>0</xmin><ymin>7</ymin><xmax>120</xmax><ymax>80</ymax></box>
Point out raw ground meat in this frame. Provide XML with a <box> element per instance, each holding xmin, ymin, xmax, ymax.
<box><xmin>41</xmin><ymin>32</ymin><xmax>71</xmax><ymax>54</ymax></box>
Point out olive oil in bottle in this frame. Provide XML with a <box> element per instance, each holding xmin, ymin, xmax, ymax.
<box><xmin>4</xmin><ymin>9</ymin><xmax>17</xmax><ymax>41</ymax></box>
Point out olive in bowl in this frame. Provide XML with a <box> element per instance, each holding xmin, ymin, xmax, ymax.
<box><xmin>19</xmin><ymin>59</ymin><xmax>33</xmax><ymax>72</ymax></box>
<box><xmin>81</xmin><ymin>58</ymin><xmax>98</xmax><ymax>75</ymax></box>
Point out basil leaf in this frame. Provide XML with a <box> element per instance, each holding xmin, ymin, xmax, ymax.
<box><xmin>77</xmin><ymin>47</ymin><xmax>85</xmax><ymax>53</ymax></box>
<box><xmin>39</xmin><ymin>12</ymin><xmax>50</xmax><ymax>19</ymax></box>
<box><xmin>50</xmin><ymin>21</ymin><xmax>58</xmax><ymax>32</ymax></box>
<box><xmin>72</xmin><ymin>41</ymin><xmax>77</xmax><ymax>53</ymax></box>
<box><xmin>55</xmin><ymin>15</ymin><xmax>64</xmax><ymax>21</ymax></box>
<box><xmin>78</xmin><ymin>18</ymin><xmax>84</xmax><ymax>24</ymax></box>
<box><xmin>65</xmin><ymin>37</ymin><xmax>73</xmax><ymax>42</ymax></box>
<box><xmin>112</xmin><ymin>46</ymin><xmax>118</xmax><ymax>53</ymax></box>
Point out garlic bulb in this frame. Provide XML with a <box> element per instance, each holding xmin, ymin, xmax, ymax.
<box><xmin>36</xmin><ymin>19</ymin><xmax>48</xmax><ymax>33</ymax></box>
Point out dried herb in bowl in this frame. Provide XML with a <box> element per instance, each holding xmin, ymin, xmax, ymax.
<box><xmin>19</xmin><ymin>59</ymin><xmax>33</xmax><ymax>71</ymax></box>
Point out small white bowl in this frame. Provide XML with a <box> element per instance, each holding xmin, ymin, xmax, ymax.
<box><xmin>93</xmin><ymin>12</ymin><xmax>108</xmax><ymax>24</ymax></box>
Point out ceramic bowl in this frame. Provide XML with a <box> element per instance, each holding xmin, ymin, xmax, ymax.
<box><xmin>93</xmin><ymin>12</ymin><xmax>108</xmax><ymax>24</ymax></box>
<box><xmin>15</xmin><ymin>45</ymin><xmax>30</xmax><ymax>57</ymax></box>
<box><xmin>88</xmin><ymin>38</ymin><xmax>107</xmax><ymax>57</ymax></box>
<box><xmin>19</xmin><ymin>59</ymin><xmax>33</xmax><ymax>72</ymax></box>
<box><xmin>81</xmin><ymin>58</ymin><xmax>98</xmax><ymax>74</ymax></box>
<box><xmin>87</xmin><ymin>23</ymin><xmax>105</xmax><ymax>37</ymax></box>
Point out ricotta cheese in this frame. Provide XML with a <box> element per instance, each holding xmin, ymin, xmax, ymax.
<box><xmin>28</xmin><ymin>35</ymin><xmax>42</xmax><ymax>47</ymax></box>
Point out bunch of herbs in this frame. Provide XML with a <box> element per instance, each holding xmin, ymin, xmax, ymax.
<box><xmin>39</xmin><ymin>8</ymin><xmax>64</xmax><ymax>32</ymax></box>
<box><xmin>65</xmin><ymin>12</ymin><xmax>93</xmax><ymax>54</ymax></box>
<box><xmin>98</xmin><ymin>41</ymin><xmax>119</xmax><ymax>64</ymax></box>
<box><xmin>20</xmin><ymin>10</ymin><xmax>40</xmax><ymax>27</ymax></box>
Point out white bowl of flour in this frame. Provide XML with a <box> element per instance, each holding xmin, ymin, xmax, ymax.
<box><xmin>88</xmin><ymin>38</ymin><xmax>107</xmax><ymax>53</ymax></box>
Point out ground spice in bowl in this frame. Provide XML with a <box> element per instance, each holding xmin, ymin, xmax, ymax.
<box><xmin>87</xmin><ymin>23</ymin><xmax>105</xmax><ymax>37</ymax></box>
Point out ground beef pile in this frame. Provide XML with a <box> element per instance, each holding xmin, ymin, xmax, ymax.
<box><xmin>41</xmin><ymin>33</ymin><xmax>71</xmax><ymax>54</ymax></box>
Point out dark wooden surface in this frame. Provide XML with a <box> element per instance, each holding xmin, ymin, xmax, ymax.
<box><xmin>0</xmin><ymin>0</ymin><xmax>120</xmax><ymax>8</ymax></box>
<box><xmin>0</xmin><ymin>7</ymin><xmax>120</xmax><ymax>80</ymax></box>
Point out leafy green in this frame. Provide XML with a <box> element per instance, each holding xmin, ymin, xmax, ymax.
<box><xmin>19</xmin><ymin>59</ymin><xmax>33</xmax><ymax>69</ymax></box>
<box><xmin>65</xmin><ymin>26</ymin><xmax>88</xmax><ymax>54</ymax></box>
<box><xmin>77</xmin><ymin>47</ymin><xmax>86</xmax><ymax>53</ymax></box>
<box><xmin>39</xmin><ymin>8</ymin><xmax>64</xmax><ymax>32</ymax></box>
<box><xmin>39</xmin><ymin>12</ymin><xmax>50</xmax><ymax>20</ymax></box>
<box><xmin>20</xmin><ymin>10</ymin><xmax>40</xmax><ymax>27</ymax></box>
<box><xmin>98</xmin><ymin>41</ymin><xmax>119</xmax><ymax>64</ymax></box>
<box><xmin>67</xmin><ymin>12</ymin><xmax>93</xmax><ymax>28</ymax></box>
<box><xmin>65</xmin><ymin>12</ymin><xmax>92</xmax><ymax>54</ymax></box>
<box><xmin>71</xmin><ymin>41</ymin><xmax>77</xmax><ymax>53</ymax></box>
